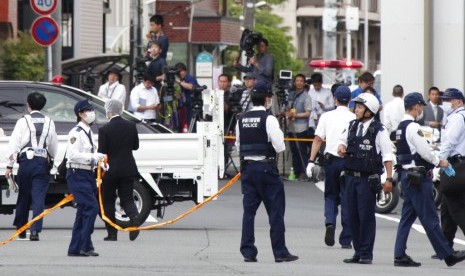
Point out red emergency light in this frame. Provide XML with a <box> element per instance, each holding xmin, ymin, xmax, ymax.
<box><xmin>309</xmin><ymin>59</ymin><xmax>364</xmax><ymax>69</ymax></box>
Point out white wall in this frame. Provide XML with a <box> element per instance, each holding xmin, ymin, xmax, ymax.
<box><xmin>433</xmin><ymin>0</ymin><xmax>465</xmax><ymax>91</ymax></box>
<box><xmin>74</xmin><ymin>0</ymin><xmax>103</xmax><ymax>58</ymax></box>
<box><xmin>380</xmin><ymin>0</ymin><xmax>428</xmax><ymax>103</ymax></box>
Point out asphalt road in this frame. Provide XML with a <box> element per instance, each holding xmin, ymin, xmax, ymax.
<box><xmin>0</xmin><ymin>178</ymin><xmax>464</xmax><ymax>276</ymax></box>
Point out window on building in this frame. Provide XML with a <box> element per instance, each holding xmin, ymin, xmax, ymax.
<box><xmin>352</xmin><ymin>0</ymin><xmax>361</xmax><ymax>8</ymax></box>
<box><xmin>62</xmin><ymin>0</ymin><xmax>74</xmax><ymax>60</ymax></box>
<box><xmin>369</xmin><ymin>0</ymin><xmax>378</xmax><ymax>13</ymax></box>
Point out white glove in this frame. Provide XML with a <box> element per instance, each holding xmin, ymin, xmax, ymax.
<box><xmin>306</xmin><ymin>162</ymin><xmax>315</xmax><ymax>178</ymax></box>
<box><xmin>92</xmin><ymin>153</ymin><xmax>106</xmax><ymax>163</ymax></box>
<box><xmin>100</xmin><ymin>162</ymin><xmax>109</xmax><ymax>171</ymax></box>
<box><xmin>7</xmin><ymin>173</ymin><xmax>18</xmax><ymax>192</ymax></box>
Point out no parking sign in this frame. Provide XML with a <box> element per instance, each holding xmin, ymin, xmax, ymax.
<box><xmin>31</xmin><ymin>17</ymin><xmax>59</xmax><ymax>46</ymax></box>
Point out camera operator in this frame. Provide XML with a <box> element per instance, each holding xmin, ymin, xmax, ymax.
<box><xmin>175</xmin><ymin>63</ymin><xmax>199</xmax><ymax>131</ymax></box>
<box><xmin>146</xmin><ymin>15</ymin><xmax>169</xmax><ymax>60</ymax></box>
<box><xmin>285</xmin><ymin>74</ymin><xmax>312</xmax><ymax>181</ymax></box>
<box><xmin>234</xmin><ymin>38</ymin><xmax>274</xmax><ymax>88</ymax></box>
<box><xmin>147</xmin><ymin>41</ymin><xmax>167</xmax><ymax>92</ymax></box>
<box><xmin>129</xmin><ymin>73</ymin><xmax>160</xmax><ymax>123</ymax></box>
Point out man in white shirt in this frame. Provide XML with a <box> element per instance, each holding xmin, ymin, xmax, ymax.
<box><xmin>383</xmin><ymin>85</ymin><xmax>405</xmax><ymax>140</ymax></box>
<box><xmin>308</xmin><ymin>73</ymin><xmax>334</xmax><ymax>130</ymax></box>
<box><xmin>98</xmin><ymin>68</ymin><xmax>127</xmax><ymax>105</ymax></box>
<box><xmin>307</xmin><ymin>85</ymin><xmax>355</xmax><ymax>249</ymax></box>
<box><xmin>129</xmin><ymin>73</ymin><xmax>160</xmax><ymax>122</ymax></box>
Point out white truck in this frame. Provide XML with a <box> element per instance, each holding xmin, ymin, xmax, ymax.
<box><xmin>0</xmin><ymin>81</ymin><xmax>225</xmax><ymax>227</ymax></box>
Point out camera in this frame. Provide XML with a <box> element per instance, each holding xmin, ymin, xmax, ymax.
<box><xmin>191</xmin><ymin>85</ymin><xmax>207</xmax><ymax>113</ymax></box>
<box><xmin>229</xmin><ymin>84</ymin><xmax>246</xmax><ymax>114</ymax></box>
<box><xmin>240</xmin><ymin>29</ymin><xmax>263</xmax><ymax>58</ymax></box>
<box><xmin>135</xmin><ymin>56</ymin><xmax>152</xmax><ymax>82</ymax></box>
<box><xmin>161</xmin><ymin>66</ymin><xmax>178</xmax><ymax>103</ymax></box>
<box><xmin>275</xmin><ymin>70</ymin><xmax>293</xmax><ymax>105</ymax></box>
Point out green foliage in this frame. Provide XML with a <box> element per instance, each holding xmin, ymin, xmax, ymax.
<box><xmin>226</xmin><ymin>0</ymin><xmax>303</xmax><ymax>76</ymax></box>
<box><xmin>1</xmin><ymin>32</ymin><xmax>45</xmax><ymax>80</ymax></box>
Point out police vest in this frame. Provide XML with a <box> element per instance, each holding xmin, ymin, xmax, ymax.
<box><xmin>238</xmin><ymin>110</ymin><xmax>276</xmax><ymax>158</ymax></box>
<box><xmin>23</xmin><ymin>113</ymin><xmax>51</xmax><ymax>151</ymax></box>
<box><xmin>345</xmin><ymin>119</ymin><xmax>384</xmax><ymax>175</ymax></box>
<box><xmin>396</xmin><ymin>120</ymin><xmax>435</xmax><ymax>170</ymax></box>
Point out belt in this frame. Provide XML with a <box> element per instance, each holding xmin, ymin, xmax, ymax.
<box><xmin>345</xmin><ymin>170</ymin><xmax>372</xmax><ymax>177</ymax></box>
<box><xmin>245</xmin><ymin>158</ymin><xmax>276</xmax><ymax>164</ymax></box>
<box><xmin>406</xmin><ymin>167</ymin><xmax>427</xmax><ymax>173</ymax></box>
<box><xmin>20</xmin><ymin>148</ymin><xmax>48</xmax><ymax>158</ymax></box>
<box><xmin>67</xmin><ymin>163</ymin><xmax>93</xmax><ymax>171</ymax></box>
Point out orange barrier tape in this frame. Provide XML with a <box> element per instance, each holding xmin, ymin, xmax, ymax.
<box><xmin>97</xmin><ymin>161</ymin><xmax>241</xmax><ymax>232</ymax></box>
<box><xmin>0</xmin><ymin>194</ymin><xmax>74</xmax><ymax>247</ymax></box>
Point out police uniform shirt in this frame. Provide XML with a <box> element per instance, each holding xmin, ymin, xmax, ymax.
<box><xmin>6</xmin><ymin>111</ymin><xmax>58</xmax><ymax>167</ymax></box>
<box><xmin>399</xmin><ymin>114</ymin><xmax>439</xmax><ymax>169</ymax></box>
<box><xmin>383</xmin><ymin>97</ymin><xmax>405</xmax><ymax>133</ymax></box>
<box><xmin>129</xmin><ymin>82</ymin><xmax>160</xmax><ymax>120</ymax></box>
<box><xmin>338</xmin><ymin>117</ymin><xmax>394</xmax><ymax>163</ymax></box>
<box><xmin>66</xmin><ymin>122</ymin><xmax>97</xmax><ymax>167</ymax></box>
<box><xmin>315</xmin><ymin>106</ymin><xmax>355</xmax><ymax>157</ymax></box>
<box><xmin>440</xmin><ymin>106</ymin><xmax>465</xmax><ymax>160</ymax></box>
<box><xmin>235</xmin><ymin>106</ymin><xmax>285</xmax><ymax>161</ymax></box>
<box><xmin>98</xmin><ymin>81</ymin><xmax>127</xmax><ymax>104</ymax></box>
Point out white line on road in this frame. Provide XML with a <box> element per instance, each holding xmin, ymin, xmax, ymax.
<box><xmin>314</xmin><ymin>180</ymin><xmax>465</xmax><ymax>246</ymax></box>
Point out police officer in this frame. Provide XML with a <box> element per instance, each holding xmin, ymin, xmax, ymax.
<box><xmin>5</xmin><ymin>92</ymin><xmax>58</xmax><ymax>241</ymax></box>
<box><xmin>66</xmin><ymin>100</ymin><xmax>105</xmax><ymax>257</ymax></box>
<box><xmin>337</xmin><ymin>93</ymin><xmax>393</xmax><ymax>264</ymax></box>
<box><xmin>235</xmin><ymin>82</ymin><xmax>298</xmax><ymax>263</ymax></box>
<box><xmin>436</xmin><ymin>88</ymin><xmax>465</xmax><ymax>257</ymax></box>
<box><xmin>393</xmin><ymin>92</ymin><xmax>465</xmax><ymax>267</ymax></box>
<box><xmin>306</xmin><ymin>85</ymin><xmax>354</xmax><ymax>248</ymax></box>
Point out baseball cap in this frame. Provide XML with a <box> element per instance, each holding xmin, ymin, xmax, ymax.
<box><xmin>74</xmin><ymin>100</ymin><xmax>94</xmax><ymax>116</ymax></box>
<box><xmin>440</xmin><ymin>88</ymin><xmax>465</xmax><ymax>101</ymax></box>
<box><xmin>251</xmin><ymin>81</ymin><xmax>272</xmax><ymax>97</ymax></box>
<box><xmin>243</xmin><ymin>72</ymin><xmax>256</xmax><ymax>79</ymax></box>
<box><xmin>334</xmin><ymin>85</ymin><xmax>351</xmax><ymax>102</ymax></box>
<box><xmin>404</xmin><ymin>92</ymin><xmax>427</xmax><ymax>108</ymax></box>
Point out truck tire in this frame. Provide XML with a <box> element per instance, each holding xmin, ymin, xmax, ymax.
<box><xmin>375</xmin><ymin>185</ymin><xmax>400</xmax><ymax>214</ymax></box>
<box><xmin>114</xmin><ymin>180</ymin><xmax>154</xmax><ymax>228</ymax></box>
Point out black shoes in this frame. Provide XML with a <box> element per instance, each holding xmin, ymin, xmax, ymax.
<box><xmin>324</xmin><ymin>225</ymin><xmax>335</xmax><ymax>246</ymax></box>
<box><xmin>432</xmin><ymin>250</ymin><xmax>459</xmax><ymax>260</ymax></box>
<box><xmin>275</xmin><ymin>254</ymin><xmax>299</xmax><ymax>263</ymax></box>
<box><xmin>394</xmin><ymin>255</ymin><xmax>421</xmax><ymax>267</ymax></box>
<box><xmin>244</xmin><ymin>256</ymin><xmax>257</xmax><ymax>262</ymax></box>
<box><xmin>341</xmin><ymin>244</ymin><xmax>352</xmax><ymax>249</ymax></box>
<box><xmin>68</xmin><ymin>250</ymin><xmax>99</xmax><ymax>257</ymax></box>
<box><xmin>29</xmin><ymin>231</ymin><xmax>39</xmax><ymax>241</ymax></box>
<box><xmin>103</xmin><ymin>235</ymin><xmax>117</xmax><ymax>241</ymax></box>
<box><xmin>343</xmin><ymin>257</ymin><xmax>360</xmax><ymax>264</ymax></box>
<box><xmin>359</xmin><ymin>259</ymin><xmax>372</xmax><ymax>264</ymax></box>
<box><xmin>17</xmin><ymin>230</ymin><xmax>27</xmax><ymax>239</ymax></box>
<box><xmin>445</xmin><ymin>250</ymin><xmax>465</xmax><ymax>267</ymax></box>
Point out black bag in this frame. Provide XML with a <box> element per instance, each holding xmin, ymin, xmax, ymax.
<box><xmin>57</xmin><ymin>157</ymin><xmax>67</xmax><ymax>180</ymax></box>
<box><xmin>440</xmin><ymin>161</ymin><xmax>465</xmax><ymax>195</ymax></box>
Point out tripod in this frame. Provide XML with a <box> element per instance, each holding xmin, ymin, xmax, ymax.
<box><xmin>188</xmin><ymin>110</ymin><xmax>203</xmax><ymax>133</ymax></box>
<box><xmin>224</xmin><ymin>110</ymin><xmax>240</xmax><ymax>176</ymax></box>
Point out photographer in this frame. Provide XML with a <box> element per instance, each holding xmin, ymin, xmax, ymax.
<box><xmin>234</xmin><ymin>38</ymin><xmax>274</xmax><ymax>88</ymax></box>
<box><xmin>285</xmin><ymin>74</ymin><xmax>312</xmax><ymax>181</ymax></box>
<box><xmin>146</xmin><ymin>15</ymin><xmax>169</xmax><ymax>60</ymax></box>
<box><xmin>175</xmin><ymin>63</ymin><xmax>199</xmax><ymax>131</ymax></box>
<box><xmin>147</xmin><ymin>41</ymin><xmax>167</xmax><ymax>92</ymax></box>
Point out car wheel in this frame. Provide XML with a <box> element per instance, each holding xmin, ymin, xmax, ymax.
<box><xmin>114</xmin><ymin>180</ymin><xmax>154</xmax><ymax>228</ymax></box>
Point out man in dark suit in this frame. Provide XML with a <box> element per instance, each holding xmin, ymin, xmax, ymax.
<box><xmin>98</xmin><ymin>99</ymin><xmax>140</xmax><ymax>241</ymax></box>
<box><xmin>419</xmin><ymin>87</ymin><xmax>444</xmax><ymax>130</ymax></box>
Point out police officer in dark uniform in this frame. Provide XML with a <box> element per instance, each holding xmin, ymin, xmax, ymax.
<box><xmin>393</xmin><ymin>92</ymin><xmax>465</xmax><ymax>267</ymax></box>
<box><xmin>5</xmin><ymin>92</ymin><xmax>58</xmax><ymax>241</ymax></box>
<box><xmin>235</xmin><ymin>82</ymin><xmax>298</xmax><ymax>263</ymax></box>
<box><xmin>66</xmin><ymin>100</ymin><xmax>105</xmax><ymax>257</ymax></box>
<box><xmin>337</xmin><ymin>93</ymin><xmax>393</xmax><ymax>264</ymax></box>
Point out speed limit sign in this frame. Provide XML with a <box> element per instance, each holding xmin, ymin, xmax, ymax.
<box><xmin>30</xmin><ymin>0</ymin><xmax>58</xmax><ymax>16</ymax></box>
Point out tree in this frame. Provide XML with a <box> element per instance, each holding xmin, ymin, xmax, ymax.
<box><xmin>1</xmin><ymin>32</ymin><xmax>45</xmax><ymax>81</ymax></box>
<box><xmin>226</xmin><ymin>0</ymin><xmax>303</xmax><ymax>76</ymax></box>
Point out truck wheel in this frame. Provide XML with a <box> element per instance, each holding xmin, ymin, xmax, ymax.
<box><xmin>375</xmin><ymin>185</ymin><xmax>400</xmax><ymax>214</ymax></box>
<box><xmin>114</xmin><ymin>180</ymin><xmax>154</xmax><ymax>228</ymax></box>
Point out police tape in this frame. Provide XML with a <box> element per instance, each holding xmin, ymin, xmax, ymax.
<box><xmin>224</xmin><ymin>135</ymin><xmax>315</xmax><ymax>142</ymax></box>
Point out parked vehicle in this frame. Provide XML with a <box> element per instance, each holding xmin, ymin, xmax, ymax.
<box><xmin>0</xmin><ymin>81</ymin><xmax>224</xmax><ymax>226</ymax></box>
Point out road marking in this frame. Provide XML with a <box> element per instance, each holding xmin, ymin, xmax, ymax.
<box><xmin>145</xmin><ymin>215</ymin><xmax>158</xmax><ymax>223</ymax></box>
<box><xmin>314</xmin><ymin>180</ymin><xmax>465</xmax><ymax>245</ymax></box>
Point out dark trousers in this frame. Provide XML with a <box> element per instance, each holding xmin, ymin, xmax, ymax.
<box><xmin>324</xmin><ymin>157</ymin><xmax>351</xmax><ymax>246</ymax></box>
<box><xmin>66</xmin><ymin>169</ymin><xmax>99</xmax><ymax>254</ymax></box>
<box><xmin>394</xmin><ymin>171</ymin><xmax>453</xmax><ymax>259</ymax></box>
<box><xmin>240</xmin><ymin>162</ymin><xmax>289</xmax><ymax>258</ymax></box>
<box><xmin>14</xmin><ymin>156</ymin><xmax>49</xmax><ymax>233</ymax></box>
<box><xmin>441</xmin><ymin>191</ymin><xmax>465</xmax><ymax>247</ymax></box>
<box><xmin>102</xmin><ymin>175</ymin><xmax>139</xmax><ymax>236</ymax></box>
<box><xmin>345</xmin><ymin>174</ymin><xmax>376</xmax><ymax>260</ymax></box>
<box><xmin>288</xmin><ymin>130</ymin><xmax>310</xmax><ymax>176</ymax></box>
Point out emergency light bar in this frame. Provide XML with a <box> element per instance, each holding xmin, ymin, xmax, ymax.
<box><xmin>309</xmin><ymin>59</ymin><xmax>363</xmax><ymax>69</ymax></box>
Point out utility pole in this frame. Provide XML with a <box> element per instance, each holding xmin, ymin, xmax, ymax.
<box><xmin>364</xmin><ymin>0</ymin><xmax>369</xmax><ymax>71</ymax></box>
<box><xmin>322</xmin><ymin>0</ymin><xmax>337</xmax><ymax>61</ymax></box>
<box><xmin>50</xmin><ymin>0</ymin><xmax>62</xmax><ymax>80</ymax></box>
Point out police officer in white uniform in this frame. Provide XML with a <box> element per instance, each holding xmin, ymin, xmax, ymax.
<box><xmin>337</xmin><ymin>93</ymin><xmax>393</xmax><ymax>264</ymax></box>
<box><xmin>307</xmin><ymin>85</ymin><xmax>355</xmax><ymax>249</ymax></box>
<box><xmin>393</xmin><ymin>92</ymin><xmax>465</xmax><ymax>267</ymax></box>
<box><xmin>5</xmin><ymin>92</ymin><xmax>58</xmax><ymax>241</ymax></box>
<box><xmin>66</xmin><ymin>100</ymin><xmax>105</xmax><ymax>257</ymax></box>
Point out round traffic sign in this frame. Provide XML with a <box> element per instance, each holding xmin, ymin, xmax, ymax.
<box><xmin>30</xmin><ymin>0</ymin><xmax>58</xmax><ymax>16</ymax></box>
<box><xmin>31</xmin><ymin>17</ymin><xmax>59</xmax><ymax>46</ymax></box>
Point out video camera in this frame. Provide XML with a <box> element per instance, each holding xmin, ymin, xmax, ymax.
<box><xmin>135</xmin><ymin>56</ymin><xmax>152</xmax><ymax>82</ymax></box>
<box><xmin>240</xmin><ymin>29</ymin><xmax>263</xmax><ymax>58</ymax></box>
<box><xmin>275</xmin><ymin>70</ymin><xmax>293</xmax><ymax>105</ymax></box>
<box><xmin>161</xmin><ymin>66</ymin><xmax>178</xmax><ymax>103</ymax></box>
<box><xmin>191</xmin><ymin>84</ymin><xmax>208</xmax><ymax>113</ymax></box>
<box><xmin>229</xmin><ymin>84</ymin><xmax>246</xmax><ymax>113</ymax></box>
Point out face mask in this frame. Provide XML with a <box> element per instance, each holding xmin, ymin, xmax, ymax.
<box><xmin>416</xmin><ymin>109</ymin><xmax>423</xmax><ymax>121</ymax></box>
<box><xmin>84</xmin><ymin>111</ymin><xmax>96</xmax><ymax>124</ymax></box>
<box><xmin>441</xmin><ymin>102</ymin><xmax>452</xmax><ymax>115</ymax></box>
<box><xmin>265</xmin><ymin>98</ymin><xmax>273</xmax><ymax>110</ymax></box>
